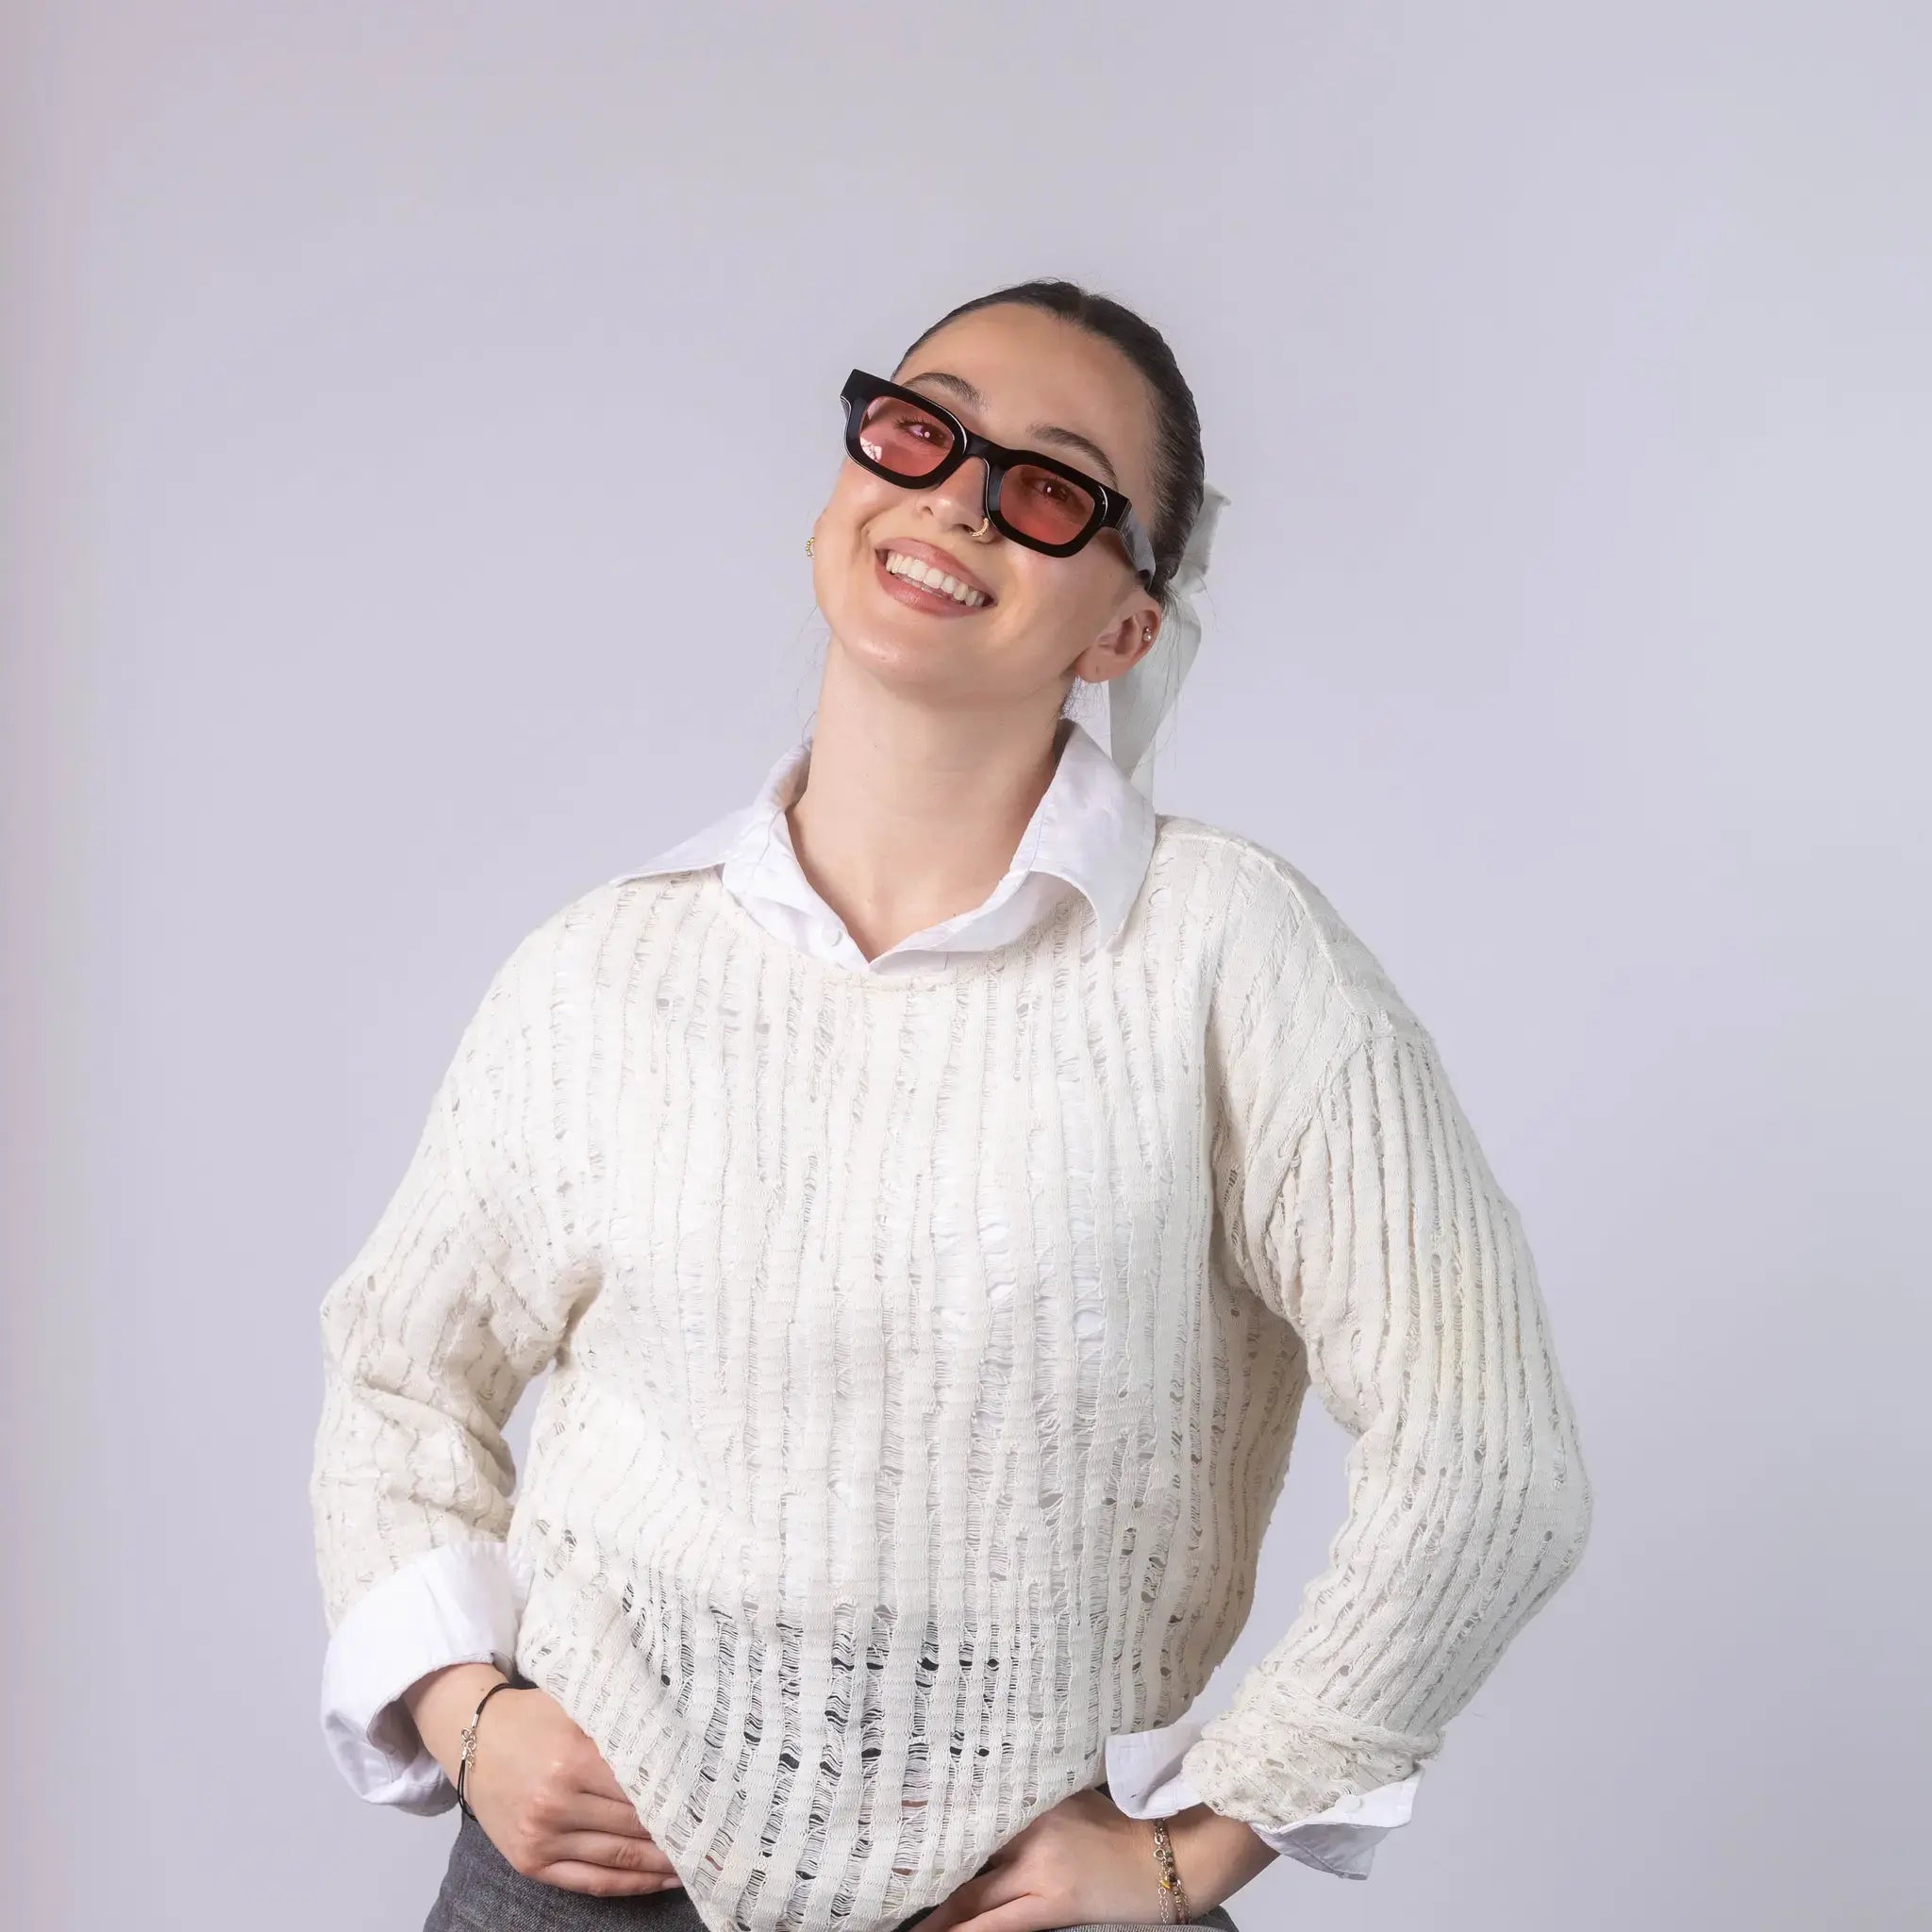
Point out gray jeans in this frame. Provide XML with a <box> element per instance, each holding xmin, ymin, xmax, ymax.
<box><xmin>423</xmin><ymin>1797</ymin><xmax>1242</xmax><ymax>1932</ymax></box>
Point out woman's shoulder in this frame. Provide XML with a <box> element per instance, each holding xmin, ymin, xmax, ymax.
<box><xmin>1149</xmin><ymin>811</ymin><xmax>1423</xmax><ymax>1037</ymax></box>
<box><xmin>466</xmin><ymin>869</ymin><xmax>708</xmax><ymax>1003</ymax></box>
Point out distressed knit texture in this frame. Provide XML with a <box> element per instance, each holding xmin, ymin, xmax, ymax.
<box><xmin>310</xmin><ymin>816</ymin><xmax>1592</xmax><ymax>1932</ymax></box>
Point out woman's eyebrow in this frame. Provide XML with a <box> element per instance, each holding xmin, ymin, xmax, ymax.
<box><xmin>901</xmin><ymin>370</ymin><xmax>1121</xmax><ymax>488</ymax></box>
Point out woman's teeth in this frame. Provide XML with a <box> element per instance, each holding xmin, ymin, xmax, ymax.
<box><xmin>882</xmin><ymin>550</ymin><xmax>990</xmax><ymax>608</ymax></box>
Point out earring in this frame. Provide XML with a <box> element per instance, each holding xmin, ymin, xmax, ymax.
<box><xmin>806</xmin><ymin>535</ymin><xmax>814</xmax><ymax>558</ymax></box>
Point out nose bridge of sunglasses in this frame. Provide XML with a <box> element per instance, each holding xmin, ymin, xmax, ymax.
<box><xmin>924</xmin><ymin>444</ymin><xmax>996</xmax><ymax>521</ymax></box>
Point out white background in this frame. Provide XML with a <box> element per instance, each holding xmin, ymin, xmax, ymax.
<box><xmin>4</xmin><ymin>3</ymin><xmax>1925</xmax><ymax>1926</ymax></box>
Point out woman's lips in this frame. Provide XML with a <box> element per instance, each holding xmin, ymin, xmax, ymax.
<box><xmin>873</xmin><ymin>548</ymin><xmax>994</xmax><ymax>616</ymax></box>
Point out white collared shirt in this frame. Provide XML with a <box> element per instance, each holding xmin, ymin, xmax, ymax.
<box><xmin>632</xmin><ymin>712</ymin><xmax>1156</xmax><ymax>974</ymax></box>
<box><xmin>318</xmin><ymin>716</ymin><xmax>1420</xmax><ymax>1879</ymax></box>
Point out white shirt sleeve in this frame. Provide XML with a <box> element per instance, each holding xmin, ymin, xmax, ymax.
<box><xmin>318</xmin><ymin>1537</ymin><xmax>531</xmax><ymax>1812</ymax></box>
<box><xmin>1105</xmin><ymin>1717</ymin><xmax>1420</xmax><ymax>1879</ymax></box>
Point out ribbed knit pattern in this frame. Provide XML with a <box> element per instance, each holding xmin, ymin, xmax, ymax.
<box><xmin>310</xmin><ymin>817</ymin><xmax>1591</xmax><ymax>1932</ymax></box>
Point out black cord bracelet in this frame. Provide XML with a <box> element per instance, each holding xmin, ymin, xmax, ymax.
<box><xmin>455</xmin><ymin>1677</ymin><xmax>519</xmax><ymax>1821</ymax></box>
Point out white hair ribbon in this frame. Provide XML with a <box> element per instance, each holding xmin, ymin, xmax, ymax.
<box><xmin>1089</xmin><ymin>481</ymin><xmax>1231</xmax><ymax>801</ymax></box>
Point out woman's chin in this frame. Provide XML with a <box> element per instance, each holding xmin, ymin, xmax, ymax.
<box><xmin>825</xmin><ymin>617</ymin><xmax>990</xmax><ymax>698</ymax></box>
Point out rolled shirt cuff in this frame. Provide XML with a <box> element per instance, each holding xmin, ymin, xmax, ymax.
<box><xmin>318</xmin><ymin>1538</ymin><xmax>533</xmax><ymax>1812</ymax></box>
<box><xmin>1105</xmin><ymin>1716</ymin><xmax>1421</xmax><ymax>1878</ymax></box>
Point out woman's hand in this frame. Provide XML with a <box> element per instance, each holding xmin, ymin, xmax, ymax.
<box><xmin>404</xmin><ymin>1662</ymin><xmax>684</xmax><ymax>1899</ymax></box>
<box><xmin>910</xmin><ymin>1787</ymin><xmax>1275</xmax><ymax>1931</ymax></box>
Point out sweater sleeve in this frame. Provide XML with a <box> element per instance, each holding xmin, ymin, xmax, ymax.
<box><xmin>1181</xmin><ymin>1014</ymin><xmax>1594</xmax><ymax>1838</ymax></box>
<box><xmin>308</xmin><ymin>918</ymin><xmax>595</xmax><ymax>1639</ymax></box>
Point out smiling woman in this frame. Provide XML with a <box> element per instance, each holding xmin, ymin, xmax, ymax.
<box><xmin>808</xmin><ymin>291</ymin><xmax>1199</xmax><ymax>791</ymax></box>
<box><xmin>310</xmin><ymin>276</ymin><xmax>1592</xmax><ymax>1932</ymax></box>
<box><xmin>876</xmin><ymin>541</ymin><xmax>996</xmax><ymax>610</ymax></box>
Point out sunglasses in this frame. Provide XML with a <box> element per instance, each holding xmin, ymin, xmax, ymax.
<box><xmin>840</xmin><ymin>369</ymin><xmax>1158</xmax><ymax>587</ymax></box>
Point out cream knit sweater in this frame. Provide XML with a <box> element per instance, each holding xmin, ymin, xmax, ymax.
<box><xmin>309</xmin><ymin>816</ymin><xmax>1592</xmax><ymax>1932</ymax></box>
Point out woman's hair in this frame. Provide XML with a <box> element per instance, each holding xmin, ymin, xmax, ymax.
<box><xmin>894</xmin><ymin>279</ymin><xmax>1207</xmax><ymax>612</ymax></box>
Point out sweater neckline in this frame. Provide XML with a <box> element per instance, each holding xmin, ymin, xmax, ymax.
<box><xmin>701</xmin><ymin>864</ymin><xmax>1088</xmax><ymax>993</ymax></box>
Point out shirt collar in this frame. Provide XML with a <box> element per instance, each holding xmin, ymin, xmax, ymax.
<box><xmin>609</xmin><ymin>717</ymin><xmax>1155</xmax><ymax>954</ymax></box>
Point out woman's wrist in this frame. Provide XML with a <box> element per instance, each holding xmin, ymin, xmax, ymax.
<box><xmin>1158</xmin><ymin>1801</ymin><xmax>1279</xmax><ymax>1914</ymax></box>
<box><xmin>401</xmin><ymin>1660</ymin><xmax>509</xmax><ymax>1782</ymax></box>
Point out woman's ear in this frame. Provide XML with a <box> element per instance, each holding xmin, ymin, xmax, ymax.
<box><xmin>1071</xmin><ymin>605</ymin><xmax>1160</xmax><ymax>687</ymax></box>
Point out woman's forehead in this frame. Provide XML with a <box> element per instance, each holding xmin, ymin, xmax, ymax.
<box><xmin>896</xmin><ymin>315</ymin><xmax>1157</xmax><ymax>498</ymax></box>
<box><xmin>897</xmin><ymin>366</ymin><xmax>1128</xmax><ymax>490</ymax></box>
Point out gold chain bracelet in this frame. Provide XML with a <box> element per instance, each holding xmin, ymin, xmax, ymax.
<box><xmin>1148</xmin><ymin>1817</ymin><xmax>1192</xmax><ymax>1924</ymax></box>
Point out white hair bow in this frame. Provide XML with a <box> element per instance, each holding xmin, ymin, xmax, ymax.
<box><xmin>1099</xmin><ymin>481</ymin><xmax>1231</xmax><ymax>801</ymax></box>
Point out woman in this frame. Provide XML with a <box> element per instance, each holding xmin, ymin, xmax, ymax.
<box><xmin>310</xmin><ymin>279</ymin><xmax>1594</xmax><ymax>1932</ymax></box>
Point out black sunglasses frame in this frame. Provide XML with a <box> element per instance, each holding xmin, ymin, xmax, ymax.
<box><xmin>840</xmin><ymin>369</ymin><xmax>1158</xmax><ymax>587</ymax></box>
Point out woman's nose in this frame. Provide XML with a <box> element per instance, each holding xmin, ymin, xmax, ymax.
<box><xmin>925</xmin><ymin>454</ymin><xmax>991</xmax><ymax>532</ymax></box>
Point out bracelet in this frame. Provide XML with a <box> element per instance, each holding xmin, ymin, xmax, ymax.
<box><xmin>455</xmin><ymin>1676</ymin><xmax>518</xmax><ymax>1821</ymax></box>
<box><xmin>1148</xmin><ymin>1816</ymin><xmax>1192</xmax><ymax>1924</ymax></box>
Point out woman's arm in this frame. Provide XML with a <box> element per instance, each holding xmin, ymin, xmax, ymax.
<box><xmin>308</xmin><ymin>917</ymin><xmax>592</xmax><ymax>1684</ymax></box>
<box><xmin>307</xmin><ymin>913</ymin><xmax>682</xmax><ymax>1898</ymax></box>
<box><xmin>1183</xmin><ymin>1016</ymin><xmax>1595</xmax><ymax>1837</ymax></box>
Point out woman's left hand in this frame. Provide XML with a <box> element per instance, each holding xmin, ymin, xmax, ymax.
<box><xmin>910</xmin><ymin>1788</ymin><xmax>1269</xmax><ymax>1931</ymax></box>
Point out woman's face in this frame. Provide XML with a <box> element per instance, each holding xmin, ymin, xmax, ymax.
<box><xmin>810</xmin><ymin>303</ymin><xmax>1164</xmax><ymax>722</ymax></box>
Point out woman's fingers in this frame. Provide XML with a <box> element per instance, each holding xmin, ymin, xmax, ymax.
<box><xmin>559</xmin><ymin>1761</ymin><xmax>657</xmax><ymax>1816</ymax></box>
<box><xmin>550</xmin><ymin>1733</ymin><xmax>664</xmax><ymax>1840</ymax></box>
<box><xmin>541</xmin><ymin>1827</ymin><xmax>682</xmax><ymax>1879</ymax></box>
<box><xmin>571</xmin><ymin>1751</ymin><xmax>645</xmax><ymax>1807</ymax></box>
<box><xmin>550</xmin><ymin>1788</ymin><xmax>658</xmax><ymax>1838</ymax></box>
<box><xmin>534</xmin><ymin>1858</ymin><xmax>684</xmax><ymax>1899</ymax></box>
<box><xmin>455</xmin><ymin>1682</ymin><xmax>688</xmax><ymax>1894</ymax></box>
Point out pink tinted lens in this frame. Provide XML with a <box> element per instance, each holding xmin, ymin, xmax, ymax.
<box><xmin>999</xmin><ymin>462</ymin><xmax>1097</xmax><ymax>546</ymax></box>
<box><xmin>858</xmin><ymin>395</ymin><xmax>955</xmax><ymax>478</ymax></box>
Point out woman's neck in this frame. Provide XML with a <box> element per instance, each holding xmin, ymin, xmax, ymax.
<box><xmin>784</xmin><ymin>695</ymin><xmax>1071</xmax><ymax>965</ymax></box>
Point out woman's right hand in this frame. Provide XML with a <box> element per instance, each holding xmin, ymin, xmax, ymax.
<box><xmin>404</xmin><ymin>1662</ymin><xmax>685</xmax><ymax>1899</ymax></box>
